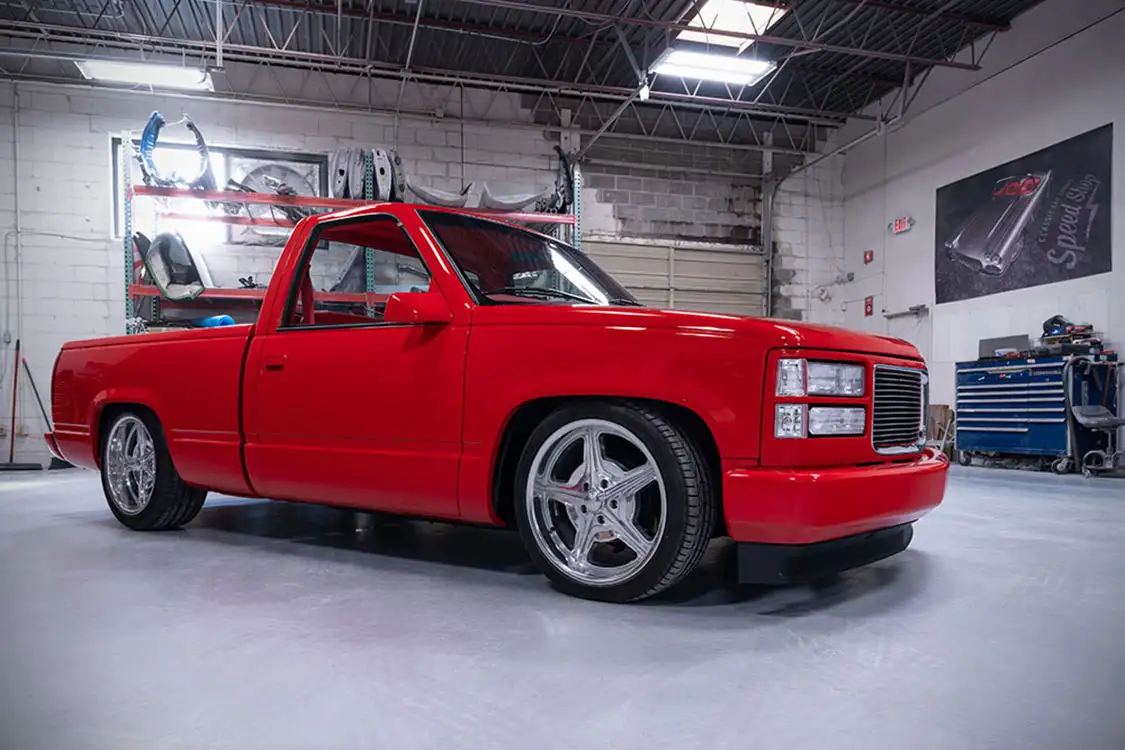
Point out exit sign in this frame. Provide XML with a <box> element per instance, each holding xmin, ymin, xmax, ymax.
<box><xmin>889</xmin><ymin>216</ymin><xmax>915</xmax><ymax>234</ymax></box>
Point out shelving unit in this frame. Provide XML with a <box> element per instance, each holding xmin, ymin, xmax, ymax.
<box><xmin>121</xmin><ymin>147</ymin><xmax>578</xmax><ymax>334</ymax></box>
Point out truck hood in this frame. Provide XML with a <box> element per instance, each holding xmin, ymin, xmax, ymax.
<box><xmin>470</xmin><ymin>305</ymin><xmax>922</xmax><ymax>361</ymax></box>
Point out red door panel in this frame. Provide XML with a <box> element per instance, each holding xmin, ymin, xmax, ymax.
<box><xmin>242</xmin><ymin>323</ymin><xmax>469</xmax><ymax>518</ymax></box>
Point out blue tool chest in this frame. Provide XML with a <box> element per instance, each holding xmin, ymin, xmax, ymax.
<box><xmin>955</xmin><ymin>353</ymin><xmax>1119</xmax><ymax>461</ymax></box>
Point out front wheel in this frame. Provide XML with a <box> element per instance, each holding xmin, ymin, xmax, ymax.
<box><xmin>514</xmin><ymin>402</ymin><xmax>716</xmax><ymax>603</ymax></box>
<box><xmin>100</xmin><ymin>410</ymin><xmax>207</xmax><ymax>531</ymax></box>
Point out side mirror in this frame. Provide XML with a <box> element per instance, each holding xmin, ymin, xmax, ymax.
<box><xmin>383</xmin><ymin>291</ymin><xmax>453</xmax><ymax>325</ymax></box>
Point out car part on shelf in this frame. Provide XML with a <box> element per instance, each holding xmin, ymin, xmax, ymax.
<box><xmin>373</xmin><ymin>148</ymin><xmax>393</xmax><ymax>200</ymax></box>
<box><xmin>136</xmin><ymin>111</ymin><xmax>216</xmax><ymax>192</ymax></box>
<box><xmin>142</xmin><ymin>232</ymin><xmax>214</xmax><ymax>301</ymax></box>
<box><xmin>329</xmin><ymin>148</ymin><xmax>350</xmax><ymax>198</ymax></box>
<box><xmin>407</xmin><ymin>178</ymin><xmax>472</xmax><ymax>207</ymax></box>
<box><xmin>241</xmin><ymin>163</ymin><xmax>317</xmax><ymax>230</ymax></box>
<box><xmin>544</xmin><ymin>144</ymin><xmax>575</xmax><ymax>214</ymax></box>
<box><xmin>222</xmin><ymin>179</ymin><xmax>255</xmax><ymax>215</ymax></box>
<box><xmin>347</xmin><ymin>148</ymin><xmax>366</xmax><ymax>200</ymax></box>
<box><xmin>389</xmin><ymin>150</ymin><xmax>406</xmax><ymax>201</ymax></box>
<box><xmin>329</xmin><ymin>245</ymin><xmax>366</xmax><ymax>294</ymax></box>
<box><xmin>480</xmin><ymin>183</ymin><xmax>554</xmax><ymax>211</ymax></box>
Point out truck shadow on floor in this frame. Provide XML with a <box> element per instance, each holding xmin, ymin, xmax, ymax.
<box><xmin>174</xmin><ymin>496</ymin><xmax>932</xmax><ymax>615</ymax></box>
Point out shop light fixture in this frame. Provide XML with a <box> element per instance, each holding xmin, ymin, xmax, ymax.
<box><xmin>76</xmin><ymin>60</ymin><xmax>214</xmax><ymax>91</ymax></box>
<box><xmin>654</xmin><ymin>50</ymin><xmax>774</xmax><ymax>86</ymax></box>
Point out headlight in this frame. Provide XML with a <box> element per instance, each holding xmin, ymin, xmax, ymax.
<box><xmin>807</xmin><ymin>361</ymin><xmax>865</xmax><ymax>397</ymax></box>
<box><xmin>775</xmin><ymin>359</ymin><xmax>806</xmax><ymax>397</ymax></box>
<box><xmin>774</xmin><ymin>404</ymin><xmax>806</xmax><ymax>438</ymax></box>
<box><xmin>775</xmin><ymin>359</ymin><xmax>865</xmax><ymax>397</ymax></box>
<box><xmin>808</xmin><ymin>407</ymin><xmax>866</xmax><ymax>436</ymax></box>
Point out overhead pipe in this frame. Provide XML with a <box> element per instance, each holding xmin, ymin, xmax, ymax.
<box><xmin>215</xmin><ymin>0</ymin><xmax>223</xmax><ymax>68</ymax></box>
<box><xmin>446</xmin><ymin>0</ymin><xmax>984</xmax><ymax>71</ymax></box>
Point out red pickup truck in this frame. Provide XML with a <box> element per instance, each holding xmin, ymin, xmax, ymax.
<box><xmin>47</xmin><ymin>204</ymin><xmax>947</xmax><ymax>602</ymax></box>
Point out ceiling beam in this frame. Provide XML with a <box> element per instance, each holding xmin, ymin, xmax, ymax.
<box><xmin>241</xmin><ymin>0</ymin><xmax>591</xmax><ymax>46</ymax></box>
<box><xmin>825</xmin><ymin>0</ymin><xmax>1011</xmax><ymax>31</ymax></box>
<box><xmin>786</xmin><ymin>60</ymin><xmax>903</xmax><ymax>87</ymax></box>
<box><xmin>447</xmin><ymin>0</ymin><xmax>984</xmax><ymax>71</ymax></box>
<box><xmin>0</xmin><ymin>23</ymin><xmax>866</xmax><ymax>125</ymax></box>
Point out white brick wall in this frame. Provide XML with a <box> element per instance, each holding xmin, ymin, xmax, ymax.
<box><xmin>582</xmin><ymin>166</ymin><xmax>761</xmax><ymax>243</ymax></box>
<box><xmin>0</xmin><ymin>81</ymin><xmax>558</xmax><ymax>466</ymax></box>
<box><xmin>771</xmin><ymin>140</ymin><xmax>847</xmax><ymax>323</ymax></box>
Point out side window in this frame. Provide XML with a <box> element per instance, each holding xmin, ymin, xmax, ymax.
<box><xmin>282</xmin><ymin>216</ymin><xmax>431</xmax><ymax>328</ymax></box>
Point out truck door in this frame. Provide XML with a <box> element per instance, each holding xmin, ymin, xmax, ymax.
<box><xmin>242</xmin><ymin>213</ymin><xmax>468</xmax><ymax>518</ymax></box>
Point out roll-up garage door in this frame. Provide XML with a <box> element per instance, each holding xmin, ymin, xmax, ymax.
<box><xmin>582</xmin><ymin>237</ymin><xmax>768</xmax><ymax>316</ymax></box>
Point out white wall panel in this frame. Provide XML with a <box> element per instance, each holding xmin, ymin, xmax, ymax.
<box><xmin>584</xmin><ymin>237</ymin><xmax>766</xmax><ymax>316</ymax></box>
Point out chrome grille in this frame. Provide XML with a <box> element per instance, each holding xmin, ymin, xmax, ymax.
<box><xmin>872</xmin><ymin>365</ymin><xmax>925</xmax><ymax>453</ymax></box>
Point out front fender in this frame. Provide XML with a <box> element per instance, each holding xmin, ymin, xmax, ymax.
<box><xmin>457</xmin><ymin>323</ymin><xmax>766</xmax><ymax>524</ymax></box>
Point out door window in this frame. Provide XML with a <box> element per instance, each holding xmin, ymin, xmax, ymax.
<box><xmin>282</xmin><ymin>215</ymin><xmax>431</xmax><ymax>328</ymax></box>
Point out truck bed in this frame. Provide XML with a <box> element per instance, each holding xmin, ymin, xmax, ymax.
<box><xmin>52</xmin><ymin>324</ymin><xmax>256</xmax><ymax>496</ymax></box>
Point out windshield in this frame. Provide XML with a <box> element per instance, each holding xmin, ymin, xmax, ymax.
<box><xmin>419</xmin><ymin>210</ymin><xmax>639</xmax><ymax>306</ymax></box>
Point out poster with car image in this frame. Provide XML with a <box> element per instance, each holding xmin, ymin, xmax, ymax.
<box><xmin>934</xmin><ymin>124</ymin><xmax>1112</xmax><ymax>304</ymax></box>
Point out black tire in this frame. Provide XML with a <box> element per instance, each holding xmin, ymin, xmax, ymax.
<box><xmin>513</xmin><ymin>401</ymin><xmax>716</xmax><ymax>603</ymax></box>
<box><xmin>957</xmin><ymin>450</ymin><xmax>972</xmax><ymax>466</ymax></box>
<box><xmin>100</xmin><ymin>410</ymin><xmax>208</xmax><ymax>531</ymax></box>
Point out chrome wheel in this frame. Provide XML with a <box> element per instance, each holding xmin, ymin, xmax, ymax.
<box><xmin>104</xmin><ymin>415</ymin><xmax>157</xmax><ymax>516</ymax></box>
<box><xmin>525</xmin><ymin>418</ymin><xmax>667</xmax><ymax>587</ymax></box>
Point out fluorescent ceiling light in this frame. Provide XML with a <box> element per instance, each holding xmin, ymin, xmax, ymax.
<box><xmin>654</xmin><ymin>50</ymin><xmax>774</xmax><ymax>86</ymax></box>
<box><xmin>76</xmin><ymin>60</ymin><xmax>213</xmax><ymax>91</ymax></box>
<box><xmin>678</xmin><ymin>0</ymin><xmax>788</xmax><ymax>51</ymax></box>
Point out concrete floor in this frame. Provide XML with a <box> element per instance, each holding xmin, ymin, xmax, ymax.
<box><xmin>2</xmin><ymin>468</ymin><xmax>1124</xmax><ymax>750</ymax></box>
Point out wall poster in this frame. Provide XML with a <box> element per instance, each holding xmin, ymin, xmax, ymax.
<box><xmin>934</xmin><ymin>124</ymin><xmax>1112</xmax><ymax>304</ymax></box>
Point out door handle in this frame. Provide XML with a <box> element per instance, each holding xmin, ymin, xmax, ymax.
<box><xmin>262</xmin><ymin>355</ymin><xmax>286</xmax><ymax>372</ymax></box>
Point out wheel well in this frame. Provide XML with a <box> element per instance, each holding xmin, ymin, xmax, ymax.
<box><xmin>491</xmin><ymin>397</ymin><xmax>725</xmax><ymax>536</ymax></box>
<box><xmin>96</xmin><ymin>403</ymin><xmax>158</xmax><ymax>466</ymax></box>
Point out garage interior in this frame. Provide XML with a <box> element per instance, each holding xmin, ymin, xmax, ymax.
<box><xmin>1</xmin><ymin>0</ymin><xmax>1124</xmax><ymax>747</ymax></box>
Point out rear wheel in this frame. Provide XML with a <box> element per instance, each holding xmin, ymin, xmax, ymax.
<box><xmin>100</xmin><ymin>411</ymin><xmax>207</xmax><ymax>531</ymax></box>
<box><xmin>514</xmin><ymin>402</ymin><xmax>715</xmax><ymax>603</ymax></box>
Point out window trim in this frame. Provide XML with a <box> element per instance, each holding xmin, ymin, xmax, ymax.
<box><xmin>278</xmin><ymin>212</ymin><xmax>433</xmax><ymax>332</ymax></box>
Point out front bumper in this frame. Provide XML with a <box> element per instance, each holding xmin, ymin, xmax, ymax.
<box><xmin>723</xmin><ymin>448</ymin><xmax>949</xmax><ymax>545</ymax></box>
<box><xmin>737</xmin><ymin>523</ymin><xmax>913</xmax><ymax>584</ymax></box>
